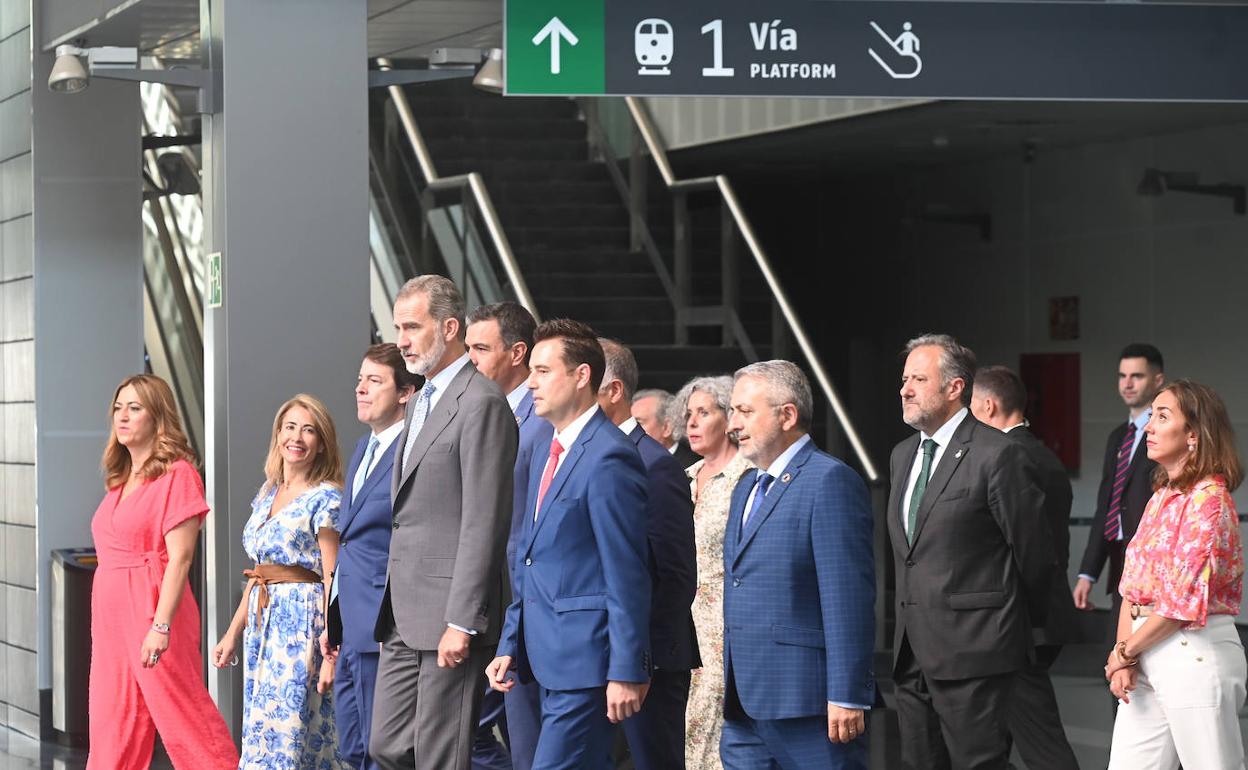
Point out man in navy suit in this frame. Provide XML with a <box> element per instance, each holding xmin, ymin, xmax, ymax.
<box><xmin>487</xmin><ymin>319</ymin><xmax>651</xmax><ymax>770</ymax></box>
<box><xmin>597</xmin><ymin>338</ymin><xmax>698</xmax><ymax>770</ymax></box>
<box><xmin>721</xmin><ymin>360</ymin><xmax>875</xmax><ymax>770</ymax></box>
<box><xmin>324</xmin><ymin>343</ymin><xmax>419</xmax><ymax>769</ymax></box>
<box><xmin>466</xmin><ymin>301</ymin><xmax>553</xmax><ymax>770</ymax></box>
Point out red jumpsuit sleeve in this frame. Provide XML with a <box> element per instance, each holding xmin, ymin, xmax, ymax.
<box><xmin>162</xmin><ymin>460</ymin><xmax>211</xmax><ymax>536</ymax></box>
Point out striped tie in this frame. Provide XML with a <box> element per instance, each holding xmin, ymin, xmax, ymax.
<box><xmin>1104</xmin><ymin>423</ymin><xmax>1137</xmax><ymax>541</ymax></box>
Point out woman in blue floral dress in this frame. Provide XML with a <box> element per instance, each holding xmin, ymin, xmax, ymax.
<box><xmin>212</xmin><ymin>394</ymin><xmax>351</xmax><ymax>769</ymax></box>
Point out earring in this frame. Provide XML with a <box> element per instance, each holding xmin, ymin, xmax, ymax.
<box><xmin>1188</xmin><ymin>443</ymin><xmax>1196</xmax><ymax>452</ymax></box>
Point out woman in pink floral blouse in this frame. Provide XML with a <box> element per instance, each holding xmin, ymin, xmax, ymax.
<box><xmin>1105</xmin><ymin>379</ymin><xmax>1246</xmax><ymax>769</ymax></box>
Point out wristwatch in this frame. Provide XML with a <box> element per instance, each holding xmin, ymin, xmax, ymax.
<box><xmin>152</xmin><ymin>622</ymin><xmax>171</xmax><ymax>635</ymax></box>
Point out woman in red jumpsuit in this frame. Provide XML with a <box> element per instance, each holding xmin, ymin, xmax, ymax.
<box><xmin>88</xmin><ymin>374</ymin><xmax>238</xmax><ymax>769</ymax></box>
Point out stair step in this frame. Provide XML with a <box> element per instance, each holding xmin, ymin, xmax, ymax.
<box><xmin>517</xmin><ymin>250</ymin><xmax>653</xmax><ymax>273</ymax></box>
<box><xmin>495</xmin><ymin>181</ymin><xmax>618</xmax><ymax>204</ymax></box>
<box><xmin>425</xmin><ymin>138</ymin><xmax>588</xmax><ymax>162</ymax></box>
<box><xmin>541</xmin><ymin>296</ymin><xmax>673</xmax><ymax>323</ymax></box>
<box><xmin>510</xmin><ymin>225</ymin><xmax>631</xmax><ymax>249</ymax></box>
<box><xmin>500</xmin><ymin>204</ymin><xmax>630</xmax><ymax>229</ymax></box>
<box><xmin>416</xmin><ymin>116</ymin><xmax>587</xmax><ymax>142</ymax></box>
<box><xmin>528</xmin><ymin>271</ymin><xmax>665</xmax><ymax>296</ymax></box>
<box><xmin>445</xmin><ymin>162</ymin><xmax>608</xmax><ymax>185</ymax></box>
<box><xmin>586</xmin><ymin>320</ymin><xmax>674</xmax><ymax>346</ymax></box>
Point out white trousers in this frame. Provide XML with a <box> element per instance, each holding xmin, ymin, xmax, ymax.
<box><xmin>1109</xmin><ymin>614</ymin><xmax>1247</xmax><ymax>770</ymax></box>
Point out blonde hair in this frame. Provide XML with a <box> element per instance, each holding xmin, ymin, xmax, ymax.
<box><xmin>261</xmin><ymin>394</ymin><xmax>344</xmax><ymax>495</ymax></box>
<box><xmin>102</xmin><ymin>374</ymin><xmax>196</xmax><ymax>490</ymax></box>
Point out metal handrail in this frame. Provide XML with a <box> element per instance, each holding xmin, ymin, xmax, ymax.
<box><xmin>377</xmin><ymin>58</ymin><xmax>539</xmax><ymax>320</ymax></box>
<box><xmin>623</xmin><ymin>96</ymin><xmax>880</xmax><ymax>483</ymax></box>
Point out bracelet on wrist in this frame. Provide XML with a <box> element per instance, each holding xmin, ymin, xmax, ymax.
<box><xmin>151</xmin><ymin>622</ymin><xmax>171</xmax><ymax>635</ymax></box>
<box><xmin>1114</xmin><ymin>640</ymin><xmax>1138</xmax><ymax>667</ymax></box>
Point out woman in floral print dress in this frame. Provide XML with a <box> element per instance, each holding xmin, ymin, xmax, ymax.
<box><xmin>675</xmin><ymin>376</ymin><xmax>755</xmax><ymax>770</ymax></box>
<box><xmin>212</xmin><ymin>394</ymin><xmax>351</xmax><ymax>769</ymax></box>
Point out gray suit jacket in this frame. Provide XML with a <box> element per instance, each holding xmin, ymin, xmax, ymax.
<box><xmin>377</xmin><ymin>360</ymin><xmax>518</xmax><ymax>649</ymax></box>
<box><xmin>887</xmin><ymin>414</ymin><xmax>1053</xmax><ymax>680</ymax></box>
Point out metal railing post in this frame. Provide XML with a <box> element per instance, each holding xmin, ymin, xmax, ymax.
<box><xmin>674</xmin><ymin>192</ymin><xmax>692</xmax><ymax>345</ymax></box>
<box><xmin>721</xmin><ymin>201</ymin><xmax>738</xmax><ymax>348</ymax></box>
<box><xmin>630</xmin><ymin>126</ymin><xmax>646</xmax><ymax>254</ymax></box>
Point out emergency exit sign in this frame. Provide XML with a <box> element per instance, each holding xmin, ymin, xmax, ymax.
<box><xmin>504</xmin><ymin>0</ymin><xmax>1248</xmax><ymax>101</ymax></box>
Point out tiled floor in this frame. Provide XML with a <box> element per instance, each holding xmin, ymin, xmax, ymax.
<box><xmin>0</xmin><ymin>644</ymin><xmax>1242</xmax><ymax>769</ymax></box>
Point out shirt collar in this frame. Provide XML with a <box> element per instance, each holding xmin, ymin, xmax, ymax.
<box><xmin>427</xmin><ymin>353</ymin><xmax>471</xmax><ymax>396</ymax></box>
<box><xmin>618</xmin><ymin>416</ymin><xmax>639</xmax><ymax>436</ymax></box>
<box><xmin>762</xmin><ymin>433</ymin><xmax>812</xmax><ymax>479</ymax></box>
<box><xmin>554</xmin><ymin>404</ymin><xmax>600</xmax><ymax>452</ymax></box>
<box><xmin>1003</xmin><ymin>420</ymin><xmax>1028</xmax><ymax>433</ymax></box>
<box><xmin>1130</xmin><ymin>408</ymin><xmax>1152</xmax><ymax>432</ymax></box>
<box><xmin>371</xmin><ymin>418</ymin><xmax>406</xmax><ymax>452</ymax></box>
<box><xmin>506</xmin><ymin>381</ymin><xmax>529</xmax><ymax>412</ymax></box>
<box><xmin>666</xmin><ymin>442</ymin><xmax>679</xmax><ymax>455</ymax></box>
<box><xmin>922</xmin><ymin>407</ymin><xmax>969</xmax><ymax>448</ymax></box>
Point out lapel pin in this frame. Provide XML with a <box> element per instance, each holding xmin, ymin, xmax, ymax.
<box><xmin>781</xmin><ymin>473</ymin><xmax>792</xmax><ymax>483</ymax></box>
<box><xmin>515</xmin><ymin>414</ymin><xmax>522</xmax><ymax>426</ymax></box>
<box><xmin>954</xmin><ymin>449</ymin><xmax>964</xmax><ymax>459</ymax></box>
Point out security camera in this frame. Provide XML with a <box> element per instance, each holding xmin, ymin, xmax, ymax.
<box><xmin>48</xmin><ymin>45</ymin><xmax>87</xmax><ymax>93</ymax></box>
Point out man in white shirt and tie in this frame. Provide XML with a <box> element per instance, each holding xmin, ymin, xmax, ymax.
<box><xmin>322</xmin><ymin>343</ymin><xmax>419</xmax><ymax>769</ymax></box>
<box><xmin>886</xmin><ymin>334</ymin><xmax>1052</xmax><ymax>770</ymax></box>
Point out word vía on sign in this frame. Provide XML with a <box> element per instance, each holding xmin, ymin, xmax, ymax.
<box><xmin>743</xmin><ymin>18</ymin><xmax>835</xmax><ymax>79</ymax></box>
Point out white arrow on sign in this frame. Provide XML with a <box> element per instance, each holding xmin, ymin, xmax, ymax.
<box><xmin>532</xmin><ymin>16</ymin><xmax>578</xmax><ymax>75</ymax></box>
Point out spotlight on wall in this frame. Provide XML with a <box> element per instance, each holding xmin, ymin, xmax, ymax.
<box><xmin>473</xmin><ymin>49</ymin><xmax>504</xmax><ymax>94</ymax></box>
<box><xmin>1137</xmin><ymin>168</ymin><xmax>1245</xmax><ymax>215</ymax></box>
<box><xmin>48</xmin><ymin>46</ymin><xmax>89</xmax><ymax>93</ymax></box>
<box><xmin>48</xmin><ymin>45</ymin><xmax>140</xmax><ymax>93</ymax></box>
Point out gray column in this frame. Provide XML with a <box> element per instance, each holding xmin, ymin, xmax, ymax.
<box><xmin>28</xmin><ymin>21</ymin><xmax>145</xmax><ymax>735</ymax></box>
<box><xmin>200</xmin><ymin>0</ymin><xmax>369</xmax><ymax>735</ymax></box>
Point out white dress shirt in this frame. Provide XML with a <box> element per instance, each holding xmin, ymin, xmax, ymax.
<box><xmin>427</xmin><ymin>353</ymin><xmax>472</xmax><ymax>412</ymax></box>
<box><xmin>362</xmin><ymin>420</ymin><xmax>405</xmax><ymax>479</ymax></box>
<box><xmin>506</xmin><ymin>381</ymin><xmax>530</xmax><ymax>413</ymax></box>
<box><xmin>901</xmin><ymin>407</ymin><xmax>969</xmax><ymax>537</ymax></box>
<box><xmin>617</xmin><ymin>416</ymin><xmax>639</xmax><ymax>436</ymax></box>
<box><xmin>535</xmin><ymin>404</ymin><xmax>600</xmax><ymax>520</ymax></box>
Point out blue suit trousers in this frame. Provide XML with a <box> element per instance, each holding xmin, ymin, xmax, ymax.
<box><xmin>504</xmin><ymin>679</ymin><xmax>543</xmax><ymax>770</ymax></box>
<box><xmin>335</xmin><ymin>645</ymin><xmax>381</xmax><ymax>770</ymax></box>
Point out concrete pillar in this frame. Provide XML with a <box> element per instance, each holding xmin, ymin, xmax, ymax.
<box><xmin>199</xmin><ymin>0</ymin><xmax>369</xmax><ymax>734</ymax></box>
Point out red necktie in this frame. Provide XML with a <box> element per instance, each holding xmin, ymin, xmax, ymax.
<box><xmin>534</xmin><ymin>438</ymin><xmax>565</xmax><ymax>518</ymax></box>
<box><xmin>1104</xmin><ymin>423</ymin><xmax>1137</xmax><ymax>540</ymax></box>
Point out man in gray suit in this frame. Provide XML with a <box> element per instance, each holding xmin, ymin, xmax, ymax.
<box><xmin>888</xmin><ymin>334</ymin><xmax>1053</xmax><ymax>770</ymax></box>
<box><xmin>370</xmin><ymin>275</ymin><xmax>518</xmax><ymax>770</ymax></box>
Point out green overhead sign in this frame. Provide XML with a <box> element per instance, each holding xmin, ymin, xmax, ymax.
<box><xmin>504</xmin><ymin>0</ymin><xmax>1248</xmax><ymax>102</ymax></box>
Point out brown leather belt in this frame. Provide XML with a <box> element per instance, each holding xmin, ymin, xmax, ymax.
<box><xmin>244</xmin><ymin>563</ymin><xmax>323</xmax><ymax>629</ymax></box>
<box><xmin>1130</xmin><ymin>603</ymin><xmax>1154</xmax><ymax>619</ymax></box>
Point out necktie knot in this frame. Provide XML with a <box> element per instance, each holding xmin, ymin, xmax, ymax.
<box><xmin>421</xmin><ymin>381</ymin><xmax>437</xmax><ymax>401</ymax></box>
<box><xmin>756</xmin><ymin>472</ymin><xmax>775</xmax><ymax>494</ymax></box>
<box><xmin>921</xmin><ymin>438</ymin><xmax>937</xmax><ymax>458</ymax></box>
<box><xmin>549</xmin><ymin>438</ymin><xmax>564</xmax><ymax>459</ymax></box>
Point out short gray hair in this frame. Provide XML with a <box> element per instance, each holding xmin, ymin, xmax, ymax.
<box><xmin>633</xmin><ymin>388</ymin><xmax>675</xmax><ymax>430</ymax></box>
<box><xmin>904</xmin><ymin>333</ymin><xmax>977</xmax><ymax>406</ymax></box>
<box><xmin>672</xmin><ymin>375</ymin><xmax>734</xmax><ymax>441</ymax></box>
<box><xmin>396</xmin><ymin>275</ymin><xmax>465</xmax><ymax>337</ymax></box>
<box><xmin>733</xmin><ymin>360</ymin><xmax>813</xmax><ymax>432</ymax></box>
<box><xmin>597</xmin><ymin>338</ymin><xmax>639</xmax><ymax>399</ymax></box>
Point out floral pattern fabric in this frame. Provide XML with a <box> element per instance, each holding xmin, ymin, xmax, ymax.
<box><xmin>239</xmin><ymin>482</ymin><xmax>350</xmax><ymax>770</ymax></box>
<box><xmin>1120</xmin><ymin>475</ymin><xmax>1244</xmax><ymax>628</ymax></box>
<box><xmin>684</xmin><ymin>451</ymin><xmax>755</xmax><ymax>770</ymax></box>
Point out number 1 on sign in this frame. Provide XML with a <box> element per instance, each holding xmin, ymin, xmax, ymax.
<box><xmin>701</xmin><ymin>20</ymin><xmax>735</xmax><ymax>77</ymax></box>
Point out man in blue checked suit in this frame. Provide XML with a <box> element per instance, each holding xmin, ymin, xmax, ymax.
<box><xmin>488</xmin><ymin>319</ymin><xmax>652</xmax><ymax>770</ymax></box>
<box><xmin>466</xmin><ymin>301</ymin><xmax>554</xmax><ymax>770</ymax></box>
<box><xmin>721</xmin><ymin>360</ymin><xmax>876</xmax><ymax>770</ymax></box>
<box><xmin>324</xmin><ymin>343</ymin><xmax>419</xmax><ymax>769</ymax></box>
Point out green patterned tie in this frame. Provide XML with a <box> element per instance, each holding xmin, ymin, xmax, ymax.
<box><xmin>907</xmin><ymin>439</ymin><xmax>938</xmax><ymax>545</ymax></box>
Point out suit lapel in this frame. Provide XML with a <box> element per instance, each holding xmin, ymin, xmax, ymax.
<box><xmin>396</xmin><ymin>363</ymin><xmax>474</xmax><ymax>493</ymax></box>
<box><xmin>342</xmin><ymin>446</ymin><xmax>395</xmax><ymax>536</ymax></box>
<box><xmin>342</xmin><ymin>436</ymin><xmax>368</xmax><ymax>513</ymax></box>
<box><xmin>733</xmin><ymin>441</ymin><xmax>814</xmax><ymax>565</ymax></box>
<box><xmin>724</xmin><ymin>473</ymin><xmax>755</xmax><ymax>566</ymax></box>
<box><xmin>522</xmin><ymin>411</ymin><xmax>601</xmax><ymax>553</ymax></box>
<box><xmin>516</xmin><ymin>391</ymin><xmax>535</xmax><ymax>428</ymax></box>
<box><xmin>908</xmin><ymin>416</ymin><xmax>976</xmax><ymax>551</ymax></box>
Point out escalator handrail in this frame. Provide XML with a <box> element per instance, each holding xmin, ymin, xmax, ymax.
<box><xmin>623</xmin><ymin>96</ymin><xmax>880</xmax><ymax>484</ymax></box>
<box><xmin>376</xmin><ymin>58</ymin><xmax>539</xmax><ymax>321</ymax></box>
